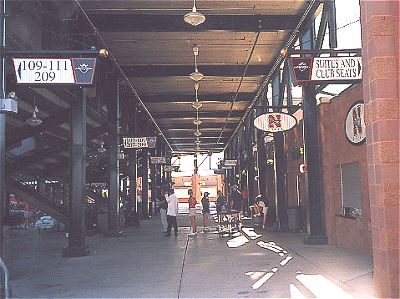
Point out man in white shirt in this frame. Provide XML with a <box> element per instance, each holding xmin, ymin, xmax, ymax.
<box><xmin>166</xmin><ymin>188</ymin><xmax>179</xmax><ymax>236</ymax></box>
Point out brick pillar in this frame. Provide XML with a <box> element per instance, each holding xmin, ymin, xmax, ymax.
<box><xmin>360</xmin><ymin>1</ymin><xmax>399</xmax><ymax>297</ymax></box>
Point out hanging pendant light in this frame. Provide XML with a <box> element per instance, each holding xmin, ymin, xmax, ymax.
<box><xmin>193</xmin><ymin>119</ymin><xmax>202</xmax><ymax>125</ymax></box>
<box><xmin>192</xmin><ymin>102</ymin><xmax>203</xmax><ymax>110</ymax></box>
<box><xmin>189</xmin><ymin>45</ymin><xmax>204</xmax><ymax>81</ymax></box>
<box><xmin>26</xmin><ymin>105</ymin><xmax>42</xmax><ymax>126</ymax></box>
<box><xmin>192</xmin><ymin>82</ymin><xmax>203</xmax><ymax>109</ymax></box>
<box><xmin>194</xmin><ymin>130</ymin><xmax>202</xmax><ymax>137</ymax></box>
<box><xmin>184</xmin><ymin>0</ymin><xmax>206</xmax><ymax>27</ymax></box>
<box><xmin>97</xmin><ymin>140</ymin><xmax>107</xmax><ymax>153</ymax></box>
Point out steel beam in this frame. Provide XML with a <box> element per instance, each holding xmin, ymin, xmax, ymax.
<box><xmin>88</xmin><ymin>14</ymin><xmax>300</xmax><ymax>32</ymax></box>
<box><xmin>142</xmin><ymin>93</ymin><xmax>253</xmax><ymax>103</ymax></box>
<box><xmin>122</xmin><ymin>65</ymin><xmax>270</xmax><ymax>78</ymax></box>
<box><xmin>6</xmin><ymin>108</ymin><xmax>70</xmax><ymax>149</ymax></box>
<box><xmin>152</xmin><ymin>110</ymin><xmax>243</xmax><ymax>119</ymax></box>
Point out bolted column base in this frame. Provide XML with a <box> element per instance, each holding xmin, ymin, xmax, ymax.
<box><xmin>303</xmin><ymin>234</ymin><xmax>328</xmax><ymax>245</ymax></box>
<box><xmin>62</xmin><ymin>245</ymin><xmax>90</xmax><ymax>257</ymax></box>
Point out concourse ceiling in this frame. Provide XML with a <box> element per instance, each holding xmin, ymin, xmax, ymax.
<box><xmin>79</xmin><ymin>0</ymin><xmax>313</xmax><ymax>153</ymax></box>
<box><xmin>4</xmin><ymin>0</ymin><xmax>319</xmax><ymax>180</ymax></box>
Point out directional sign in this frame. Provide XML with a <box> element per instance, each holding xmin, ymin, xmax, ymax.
<box><xmin>122</xmin><ymin>137</ymin><xmax>157</xmax><ymax>149</ymax></box>
<box><xmin>214</xmin><ymin>169</ymin><xmax>225</xmax><ymax>174</ymax></box>
<box><xmin>164</xmin><ymin>165</ymin><xmax>179</xmax><ymax>172</ymax></box>
<box><xmin>224</xmin><ymin>159</ymin><xmax>237</xmax><ymax>166</ymax></box>
<box><xmin>150</xmin><ymin>156</ymin><xmax>167</xmax><ymax>164</ymax></box>
<box><xmin>13</xmin><ymin>58</ymin><xmax>96</xmax><ymax>85</ymax></box>
<box><xmin>291</xmin><ymin>56</ymin><xmax>362</xmax><ymax>84</ymax></box>
<box><xmin>221</xmin><ymin>165</ymin><xmax>233</xmax><ymax>170</ymax></box>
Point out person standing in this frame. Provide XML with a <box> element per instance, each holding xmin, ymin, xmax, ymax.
<box><xmin>166</xmin><ymin>188</ymin><xmax>179</xmax><ymax>236</ymax></box>
<box><xmin>229</xmin><ymin>185</ymin><xmax>243</xmax><ymax>212</ymax></box>
<box><xmin>254</xmin><ymin>194</ymin><xmax>269</xmax><ymax>229</ymax></box>
<box><xmin>241</xmin><ymin>187</ymin><xmax>249</xmax><ymax>216</ymax></box>
<box><xmin>159</xmin><ymin>189</ymin><xmax>169</xmax><ymax>233</ymax></box>
<box><xmin>188</xmin><ymin>189</ymin><xmax>197</xmax><ymax>235</ymax></box>
<box><xmin>201</xmin><ymin>192</ymin><xmax>210</xmax><ymax>230</ymax></box>
<box><xmin>216</xmin><ymin>190</ymin><xmax>226</xmax><ymax>225</ymax></box>
<box><xmin>229</xmin><ymin>185</ymin><xmax>243</xmax><ymax>225</ymax></box>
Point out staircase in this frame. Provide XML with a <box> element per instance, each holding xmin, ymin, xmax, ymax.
<box><xmin>7</xmin><ymin>178</ymin><xmax>68</xmax><ymax>224</ymax></box>
<box><xmin>7</xmin><ymin>178</ymin><xmax>105</xmax><ymax>225</ymax></box>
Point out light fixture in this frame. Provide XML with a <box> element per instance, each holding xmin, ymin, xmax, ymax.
<box><xmin>192</xmin><ymin>102</ymin><xmax>203</xmax><ymax>109</ymax></box>
<box><xmin>190</xmin><ymin>70</ymin><xmax>204</xmax><ymax>82</ymax></box>
<box><xmin>98</xmin><ymin>140</ymin><xmax>107</xmax><ymax>153</ymax></box>
<box><xmin>193</xmin><ymin>119</ymin><xmax>202</xmax><ymax>125</ymax></box>
<box><xmin>194</xmin><ymin>130</ymin><xmax>201</xmax><ymax>137</ymax></box>
<box><xmin>26</xmin><ymin>102</ymin><xmax>42</xmax><ymax>126</ymax></box>
<box><xmin>192</xmin><ymin>81</ymin><xmax>203</xmax><ymax>109</ymax></box>
<box><xmin>189</xmin><ymin>45</ymin><xmax>204</xmax><ymax>81</ymax></box>
<box><xmin>195</xmin><ymin>139</ymin><xmax>201</xmax><ymax>145</ymax></box>
<box><xmin>184</xmin><ymin>0</ymin><xmax>206</xmax><ymax>27</ymax></box>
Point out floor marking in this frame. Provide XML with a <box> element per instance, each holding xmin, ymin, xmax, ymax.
<box><xmin>177</xmin><ymin>236</ymin><xmax>189</xmax><ymax>298</ymax></box>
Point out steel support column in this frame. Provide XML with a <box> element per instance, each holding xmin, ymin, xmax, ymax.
<box><xmin>301</xmin><ymin>27</ymin><xmax>328</xmax><ymax>245</ymax></box>
<box><xmin>256</xmin><ymin>91</ymin><xmax>268</xmax><ymax>203</ymax></box>
<box><xmin>0</xmin><ymin>113</ymin><xmax>4</xmax><ymax>258</ymax></box>
<box><xmin>155</xmin><ymin>143</ymin><xmax>162</xmax><ymax>208</ymax></box>
<box><xmin>141</xmin><ymin>147</ymin><xmax>149</xmax><ymax>218</ymax></box>
<box><xmin>272</xmin><ymin>71</ymin><xmax>288</xmax><ymax>229</ymax></box>
<box><xmin>0</xmin><ymin>0</ymin><xmax>5</xmax><ymax>260</ymax></box>
<box><xmin>246</xmin><ymin>117</ymin><xmax>256</xmax><ymax>209</ymax></box>
<box><xmin>129</xmin><ymin>104</ymin><xmax>138</xmax><ymax>212</ymax></box>
<box><xmin>150</xmin><ymin>144</ymin><xmax>157</xmax><ymax>216</ymax></box>
<box><xmin>63</xmin><ymin>88</ymin><xmax>89</xmax><ymax>257</ymax></box>
<box><xmin>108</xmin><ymin>79</ymin><xmax>120</xmax><ymax>235</ymax></box>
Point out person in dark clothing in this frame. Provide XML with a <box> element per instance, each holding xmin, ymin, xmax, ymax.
<box><xmin>201</xmin><ymin>192</ymin><xmax>210</xmax><ymax>229</ymax></box>
<box><xmin>229</xmin><ymin>185</ymin><xmax>243</xmax><ymax>212</ymax></box>
<box><xmin>159</xmin><ymin>189</ymin><xmax>169</xmax><ymax>232</ymax></box>
<box><xmin>229</xmin><ymin>185</ymin><xmax>243</xmax><ymax>225</ymax></box>
<box><xmin>216</xmin><ymin>190</ymin><xmax>226</xmax><ymax>225</ymax></box>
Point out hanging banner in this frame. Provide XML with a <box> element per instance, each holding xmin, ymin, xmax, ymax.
<box><xmin>291</xmin><ymin>56</ymin><xmax>362</xmax><ymax>84</ymax></box>
<box><xmin>13</xmin><ymin>58</ymin><xmax>96</xmax><ymax>85</ymax></box>
<box><xmin>254</xmin><ymin>112</ymin><xmax>297</xmax><ymax>133</ymax></box>
<box><xmin>122</xmin><ymin>137</ymin><xmax>157</xmax><ymax>149</ymax></box>
<box><xmin>150</xmin><ymin>156</ymin><xmax>167</xmax><ymax>164</ymax></box>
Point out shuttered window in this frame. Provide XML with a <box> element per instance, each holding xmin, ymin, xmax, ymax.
<box><xmin>340</xmin><ymin>162</ymin><xmax>362</xmax><ymax>218</ymax></box>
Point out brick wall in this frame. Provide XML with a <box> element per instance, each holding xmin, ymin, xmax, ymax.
<box><xmin>318</xmin><ymin>84</ymin><xmax>372</xmax><ymax>253</ymax></box>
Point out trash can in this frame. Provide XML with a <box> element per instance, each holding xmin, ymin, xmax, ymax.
<box><xmin>287</xmin><ymin>206</ymin><xmax>303</xmax><ymax>231</ymax></box>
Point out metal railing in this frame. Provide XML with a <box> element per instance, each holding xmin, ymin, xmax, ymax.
<box><xmin>0</xmin><ymin>258</ymin><xmax>10</xmax><ymax>299</ymax></box>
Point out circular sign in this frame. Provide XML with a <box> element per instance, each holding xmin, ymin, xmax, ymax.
<box><xmin>345</xmin><ymin>101</ymin><xmax>366</xmax><ymax>145</ymax></box>
<box><xmin>254</xmin><ymin>112</ymin><xmax>297</xmax><ymax>133</ymax></box>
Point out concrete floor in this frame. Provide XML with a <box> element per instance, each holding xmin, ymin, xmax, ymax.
<box><xmin>4</xmin><ymin>214</ymin><xmax>377</xmax><ymax>298</ymax></box>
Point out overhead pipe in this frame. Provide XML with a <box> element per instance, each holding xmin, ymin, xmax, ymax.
<box><xmin>217</xmin><ymin>20</ymin><xmax>261</xmax><ymax>144</ymax></box>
